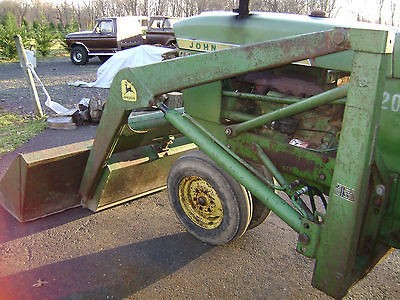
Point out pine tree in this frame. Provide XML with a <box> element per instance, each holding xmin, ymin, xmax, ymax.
<box><xmin>34</xmin><ymin>14</ymin><xmax>56</xmax><ymax>57</ymax></box>
<box><xmin>0</xmin><ymin>12</ymin><xmax>19</xmax><ymax>60</ymax></box>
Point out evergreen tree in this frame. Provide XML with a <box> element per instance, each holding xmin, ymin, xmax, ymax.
<box><xmin>58</xmin><ymin>18</ymin><xmax>80</xmax><ymax>49</ymax></box>
<box><xmin>20</xmin><ymin>18</ymin><xmax>31</xmax><ymax>43</ymax></box>
<box><xmin>49</xmin><ymin>21</ymin><xmax>56</xmax><ymax>32</ymax></box>
<box><xmin>0</xmin><ymin>12</ymin><xmax>19</xmax><ymax>60</ymax></box>
<box><xmin>34</xmin><ymin>14</ymin><xmax>56</xmax><ymax>57</ymax></box>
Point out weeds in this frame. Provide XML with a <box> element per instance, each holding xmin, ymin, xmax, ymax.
<box><xmin>0</xmin><ymin>112</ymin><xmax>46</xmax><ymax>154</ymax></box>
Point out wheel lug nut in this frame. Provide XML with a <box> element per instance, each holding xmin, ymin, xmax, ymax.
<box><xmin>198</xmin><ymin>197</ymin><xmax>206</xmax><ymax>206</ymax></box>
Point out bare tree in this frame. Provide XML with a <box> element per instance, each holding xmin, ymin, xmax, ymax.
<box><xmin>118</xmin><ymin>0</ymin><xmax>139</xmax><ymax>15</ymax></box>
<box><xmin>307</xmin><ymin>0</ymin><xmax>337</xmax><ymax>16</ymax></box>
<box><xmin>140</xmin><ymin>0</ymin><xmax>150</xmax><ymax>16</ymax></box>
<box><xmin>55</xmin><ymin>1</ymin><xmax>74</xmax><ymax>28</ymax></box>
<box><xmin>251</xmin><ymin>0</ymin><xmax>307</xmax><ymax>14</ymax></box>
<box><xmin>0</xmin><ymin>0</ymin><xmax>31</xmax><ymax>25</ymax></box>
<box><xmin>377</xmin><ymin>0</ymin><xmax>385</xmax><ymax>24</ymax></box>
<box><xmin>390</xmin><ymin>0</ymin><xmax>397</xmax><ymax>26</ymax></box>
<box><xmin>0</xmin><ymin>0</ymin><xmax>398</xmax><ymax>33</ymax></box>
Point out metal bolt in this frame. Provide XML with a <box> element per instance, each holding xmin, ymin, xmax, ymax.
<box><xmin>336</xmin><ymin>272</ymin><xmax>344</xmax><ymax>280</ymax></box>
<box><xmin>224</xmin><ymin>127</ymin><xmax>233</xmax><ymax>136</ymax></box>
<box><xmin>298</xmin><ymin>233</ymin><xmax>310</xmax><ymax>245</ymax></box>
<box><xmin>376</xmin><ymin>184</ymin><xmax>385</xmax><ymax>197</ymax></box>
<box><xmin>319</xmin><ymin>173</ymin><xmax>326</xmax><ymax>181</ymax></box>
<box><xmin>198</xmin><ymin>197</ymin><xmax>206</xmax><ymax>206</ymax></box>
<box><xmin>303</xmin><ymin>223</ymin><xmax>310</xmax><ymax>229</ymax></box>
<box><xmin>299</xmin><ymin>247</ymin><xmax>307</xmax><ymax>253</ymax></box>
<box><xmin>332</xmin><ymin>30</ymin><xmax>347</xmax><ymax>46</ymax></box>
<box><xmin>374</xmin><ymin>196</ymin><xmax>383</xmax><ymax>207</ymax></box>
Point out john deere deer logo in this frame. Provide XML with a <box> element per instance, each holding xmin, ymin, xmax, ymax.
<box><xmin>121</xmin><ymin>80</ymin><xmax>137</xmax><ymax>101</ymax></box>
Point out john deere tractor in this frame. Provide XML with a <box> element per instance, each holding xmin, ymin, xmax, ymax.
<box><xmin>1</xmin><ymin>1</ymin><xmax>399</xmax><ymax>297</ymax></box>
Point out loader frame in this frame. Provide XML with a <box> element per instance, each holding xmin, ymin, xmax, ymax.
<box><xmin>77</xmin><ymin>27</ymin><xmax>394</xmax><ymax>298</ymax></box>
<box><xmin>0</xmin><ymin>12</ymin><xmax>397</xmax><ymax>298</ymax></box>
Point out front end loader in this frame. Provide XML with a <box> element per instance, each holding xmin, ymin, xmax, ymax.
<box><xmin>1</xmin><ymin>0</ymin><xmax>399</xmax><ymax>297</ymax></box>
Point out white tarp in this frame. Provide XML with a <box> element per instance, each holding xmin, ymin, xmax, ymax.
<box><xmin>68</xmin><ymin>45</ymin><xmax>171</xmax><ymax>88</ymax></box>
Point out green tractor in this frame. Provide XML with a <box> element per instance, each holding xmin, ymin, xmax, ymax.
<box><xmin>1</xmin><ymin>0</ymin><xmax>399</xmax><ymax>297</ymax></box>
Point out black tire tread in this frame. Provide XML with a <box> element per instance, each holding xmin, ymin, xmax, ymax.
<box><xmin>167</xmin><ymin>150</ymin><xmax>252</xmax><ymax>245</ymax></box>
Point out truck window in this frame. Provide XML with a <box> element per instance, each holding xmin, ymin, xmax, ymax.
<box><xmin>99</xmin><ymin>20</ymin><xmax>113</xmax><ymax>33</ymax></box>
<box><xmin>164</xmin><ymin>19</ymin><xmax>173</xmax><ymax>29</ymax></box>
<box><xmin>150</xmin><ymin>20</ymin><xmax>162</xmax><ymax>29</ymax></box>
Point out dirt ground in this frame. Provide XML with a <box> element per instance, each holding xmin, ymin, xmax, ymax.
<box><xmin>0</xmin><ymin>57</ymin><xmax>399</xmax><ymax>299</ymax></box>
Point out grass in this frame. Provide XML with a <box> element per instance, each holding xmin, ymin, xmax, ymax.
<box><xmin>0</xmin><ymin>112</ymin><xmax>47</xmax><ymax>154</ymax></box>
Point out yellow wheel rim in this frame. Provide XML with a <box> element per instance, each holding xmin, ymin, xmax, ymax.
<box><xmin>178</xmin><ymin>176</ymin><xmax>223</xmax><ymax>229</ymax></box>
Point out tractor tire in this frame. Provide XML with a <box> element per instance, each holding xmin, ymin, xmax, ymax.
<box><xmin>70</xmin><ymin>45</ymin><xmax>89</xmax><ymax>65</ymax></box>
<box><xmin>247</xmin><ymin>194</ymin><xmax>271</xmax><ymax>230</ymax></box>
<box><xmin>167</xmin><ymin>150</ymin><xmax>252</xmax><ymax>245</ymax></box>
<box><xmin>247</xmin><ymin>164</ymin><xmax>272</xmax><ymax>230</ymax></box>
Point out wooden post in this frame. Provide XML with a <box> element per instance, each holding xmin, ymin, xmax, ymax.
<box><xmin>14</xmin><ymin>35</ymin><xmax>43</xmax><ymax>117</ymax></box>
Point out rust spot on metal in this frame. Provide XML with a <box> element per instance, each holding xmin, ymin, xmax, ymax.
<box><xmin>332</xmin><ymin>30</ymin><xmax>348</xmax><ymax>46</ymax></box>
<box><xmin>321</xmin><ymin>156</ymin><xmax>329</xmax><ymax>163</ymax></box>
<box><xmin>265</xmin><ymin>149</ymin><xmax>316</xmax><ymax>173</ymax></box>
<box><xmin>236</xmin><ymin>71</ymin><xmax>324</xmax><ymax>97</ymax></box>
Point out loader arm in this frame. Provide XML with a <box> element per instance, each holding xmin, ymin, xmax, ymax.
<box><xmin>80</xmin><ymin>28</ymin><xmax>350</xmax><ymax>231</ymax></box>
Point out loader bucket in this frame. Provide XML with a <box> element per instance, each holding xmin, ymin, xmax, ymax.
<box><xmin>0</xmin><ymin>140</ymin><xmax>92</xmax><ymax>222</ymax></box>
<box><xmin>0</xmin><ymin>133</ymin><xmax>196</xmax><ymax>222</ymax></box>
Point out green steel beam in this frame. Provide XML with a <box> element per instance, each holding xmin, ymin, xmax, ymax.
<box><xmin>312</xmin><ymin>51</ymin><xmax>389</xmax><ymax>298</ymax></box>
<box><xmin>253</xmin><ymin>143</ymin><xmax>288</xmax><ymax>187</ymax></box>
<box><xmin>128</xmin><ymin>108</ymin><xmax>184</xmax><ymax>131</ymax></box>
<box><xmin>229</xmin><ymin>132</ymin><xmax>337</xmax><ymax>194</ymax></box>
<box><xmin>221</xmin><ymin>90</ymin><xmax>347</xmax><ymax>105</ymax></box>
<box><xmin>225</xmin><ymin>84</ymin><xmax>348</xmax><ymax>136</ymax></box>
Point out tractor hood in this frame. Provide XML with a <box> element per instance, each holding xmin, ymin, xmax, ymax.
<box><xmin>174</xmin><ymin>11</ymin><xmax>400</xmax><ymax>78</ymax></box>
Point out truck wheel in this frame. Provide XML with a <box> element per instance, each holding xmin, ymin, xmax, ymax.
<box><xmin>70</xmin><ymin>45</ymin><xmax>89</xmax><ymax>65</ymax></box>
<box><xmin>167</xmin><ymin>150</ymin><xmax>252</xmax><ymax>245</ymax></box>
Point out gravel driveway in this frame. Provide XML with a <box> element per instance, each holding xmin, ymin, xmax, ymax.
<box><xmin>0</xmin><ymin>56</ymin><xmax>108</xmax><ymax>116</ymax></box>
<box><xmin>0</xmin><ymin>56</ymin><xmax>399</xmax><ymax>299</ymax></box>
